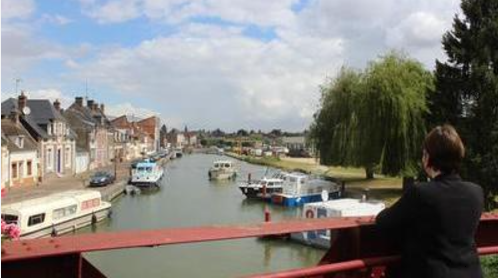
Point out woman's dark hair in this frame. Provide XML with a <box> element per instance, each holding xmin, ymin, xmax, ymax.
<box><xmin>423</xmin><ymin>125</ymin><xmax>465</xmax><ymax>173</ymax></box>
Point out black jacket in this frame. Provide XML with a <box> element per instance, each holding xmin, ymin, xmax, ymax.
<box><xmin>376</xmin><ymin>173</ymin><xmax>484</xmax><ymax>278</ymax></box>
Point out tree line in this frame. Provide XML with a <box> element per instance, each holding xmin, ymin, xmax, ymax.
<box><xmin>310</xmin><ymin>0</ymin><xmax>498</xmax><ymax>209</ymax></box>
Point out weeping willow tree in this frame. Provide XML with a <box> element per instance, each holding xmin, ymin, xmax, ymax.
<box><xmin>310</xmin><ymin>52</ymin><xmax>434</xmax><ymax>179</ymax></box>
<box><xmin>310</xmin><ymin>67</ymin><xmax>363</xmax><ymax>168</ymax></box>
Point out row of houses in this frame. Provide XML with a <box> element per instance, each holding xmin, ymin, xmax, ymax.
<box><xmin>1</xmin><ymin>92</ymin><xmax>162</xmax><ymax>189</ymax></box>
<box><xmin>161</xmin><ymin>126</ymin><xmax>198</xmax><ymax>149</ymax></box>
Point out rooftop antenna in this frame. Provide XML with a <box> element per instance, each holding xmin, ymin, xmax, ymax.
<box><xmin>14</xmin><ymin>78</ymin><xmax>22</xmax><ymax>95</ymax></box>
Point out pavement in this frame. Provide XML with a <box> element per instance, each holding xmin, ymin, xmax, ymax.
<box><xmin>2</xmin><ymin>161</ymin><xmax>132</xmax><ymax>205</ymax></box>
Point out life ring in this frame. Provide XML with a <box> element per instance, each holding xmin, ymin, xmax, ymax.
<box><xmin>305</xmin><ymin>209</ymin><xmax>314</xmax><ymax>219</ymax></box>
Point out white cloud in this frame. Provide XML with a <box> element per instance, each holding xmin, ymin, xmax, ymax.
<box><xmin>293</xmin><ymin>0</ymin><xmax>460</xmax><ymax>67</ymax></box>
<box><xmin>71</xmin><ymin>25</ymin><xmax>343</xmax><ymax>131</ymax></box>
<box><xmin>5</xmin><ymin>0</ymin><xmax>466</xmax><ymax>131</ymax></box>
<box><xmin>83</xmin><ymin>0</ymin><xmax>141</xmax><ymax>24</ymax></box>
<box><xmin>41</xmin><ymin>14</ymin><xmax>73</xmax><ymax>25</ymax></box>
<box><xmin>80</xmin><ymin>0</ymin><xmax>297</xmax><ymax>27</ymax></box>
<box><xmin>1</xmin><ymin>0</ymin><xmax>35</xmax><ymax>20</ymax></box>
<box><xmin>104</xmin><ymin>102</ymin><xmax>159</xmax><ymax>118</ymax></box>
<box><xmin>1</xmin><ymin>89</ymin><xmax>73</xmax><ymax>108</ymax></box>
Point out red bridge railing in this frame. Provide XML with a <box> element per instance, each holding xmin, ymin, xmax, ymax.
<box><xmin>2</xmin><ymin>213</ymin><xmax>498</xmax><ymax>278</ymax></box>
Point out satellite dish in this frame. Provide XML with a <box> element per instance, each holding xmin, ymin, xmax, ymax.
<box><xmin>321</xmin><ymin>190</ymin><xmax>329</xmax><ymax>202</ymax></box>
<box><xmin>22</xmin><ymin>106</ymin><xmax>31</xmax><ymax>115</ymax></box>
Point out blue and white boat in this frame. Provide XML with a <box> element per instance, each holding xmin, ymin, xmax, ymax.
<box><xmin>130</xmin><ymin>160</ymin><xmax>164</xmax><ymax>188</ymax></box>
<box><xmin>290</xmin><ymin>198</ymin><xmax>385</xmax><ymax>249</ymax></box>
<box><xmin>270</xmin><ymin>173</ymin><xmax>341</xmax><ymax>207</ymax></box>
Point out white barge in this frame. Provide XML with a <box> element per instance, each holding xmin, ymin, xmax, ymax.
<box><xmin>238</xmin><ymin>171</ymin><xmax>289</xmax><ymax>199</ymax></box>
<box><xmin>290</xmin><ymin>198</ymin><xmax>385</xmax><ymax>249</ymax></box>
<box><xmin>1</xmin><ymin>190</ymin><xmax>112</xmax><ymax>239</ymax></box>
<box><xmin>208</xmin><ymin>160</ymin><xmax>237</xmax><ymax>180</ymax></box>
<box><xmin>270</xmin><ymin>173</ymin><xmax>342</xmax><ymax>207</ymax></box>
<box><xmin>131</xmin><ymin>160</ymin><xmax>164</xmax><ymax>188</ymax></box>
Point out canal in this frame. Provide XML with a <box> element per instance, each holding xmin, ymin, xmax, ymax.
<box><xmin>80</xmin><ymin>154</ymin><xmax>325</xmax><ymax>277</ymax></box>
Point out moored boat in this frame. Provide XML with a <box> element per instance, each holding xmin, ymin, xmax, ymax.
<box><xmin>1</xmin><ymin>190</ymin><xmax>112</xmax><ymax>239</ymax></box>
<box><xmin>270</xmin><ymin>173</ymin><xmax>342</xmax><ymax>207</ymax></box>
<box><xmin>208</xmin><ymin>160</ymin><xmax>237</xmax><ymax>180</ymax></box>
<box><xmin>290</xmin><ymin>198</ymin><xmax>385</xmax><ymax>249</ymax></box>
<box><xmin>238</xmin><ymin>171</ymin><xmax>289</xmax><ymax>199</ymax></box>
<box><xmin>131</xmin><ymin>160</ymin><xmax>164</xmax><ymax>188</ymax></box>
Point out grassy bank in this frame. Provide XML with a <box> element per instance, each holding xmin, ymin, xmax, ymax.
<box><xmin>229</xmin><ymin>153</ymin><xmax>403</xmax><ymax>205</ymax></box>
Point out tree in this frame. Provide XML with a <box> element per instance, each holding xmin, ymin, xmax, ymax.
<box><xmin>236</xmin><ymin>129</ymin><xmax>249</xmax><ymax>137</ymax></box>
<box><xmin>431</xmin><ymin>0</ymin><xmax>498</xmax><ymax>209</ymax></box>
<box><xmin>311</xmin><ymin>52</ymin><xmax>433</xmax><ymax>179</ymax></box>
<box><xmin>360</xmin><ymin>52</ymin><xmax>433</xmax><ymax>177</ymax></box>
<box><xmin>269</xmin><ymin>129</ymin><xmax>282</xmax><ymax>137</ymax></box>
<box><xmin>310</xmin><ymin>67</ymin><xmax>362</xmax><ymax>169</ymax></box>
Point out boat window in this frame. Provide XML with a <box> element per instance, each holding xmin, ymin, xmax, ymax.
<box><xmin>268</xmin><ymin>182</ymin><xmax>274</xmax><ymax>186</ymax></box>
<box><xmin>215</xmin><ymin>163</ymin><xmax>220</xmax><ymax>168</ymax></box>
<box><xmin>1</xmin><ymin>214</ymin><xmax>18</xmax><ymax>224</ymax></box>
<box><xmin>224</xmin><ymin>163</ymin><xmax>231</xmax><ymax>168</ymax></box>
<box><xmin>28</xmin><ymin>213</ymin><xmax>46</xmax><ymax>226</ymax></box>
<box><xmin>53</xmin><ymin>205</ymin><xmax>78</xmax><ymax>220</ymax></box>
<box><xmin>137</xmin><ymin>167</ymin><xmax>145</xmax><ymax>171</ymax></box>
<box><xmin>146</xmin><ymin>167</ymin><xmax>153</xmax><ymax>172</ymax></box>
<box><xmin>81</xmin><ymin>198</ymin><xmax>101</xmax><ymax>210</ymax></box>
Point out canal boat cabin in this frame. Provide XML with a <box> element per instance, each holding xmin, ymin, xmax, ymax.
<box><xmin>131</xmin><ymin>160</ymin><xmax>164</xmax><ymax>188</ymax></box>
<box><xmin>291</xmin><ymin>198</ymin><xmax>385</xmax><ymax>249</ymax></box>
<box><xmin>239</xmin><ymin>171</ymin><xmax>289</xmax><ymax>199</ymax></box>
<box><xmin>1</xmin><ymin>190</ymin><xmax>111</xmax><ymax>239</ymax></box>
<box><xmin>270</xmin><ymin>173</ymin><xmax>341</xmax><ymax>207</ymax></box>
<box><xmin>208</xmin><ymin>160</ymin><xmax>237</xmax><ymax>180</ymax></box>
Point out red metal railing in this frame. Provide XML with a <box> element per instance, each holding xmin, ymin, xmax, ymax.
<box><xmin>2</xmin><ymin>213</ymin><xmax>498</xmax><ymax>278</ymax></box>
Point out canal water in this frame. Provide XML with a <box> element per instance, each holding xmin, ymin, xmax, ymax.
<box><xmin>80</xmin><ymin>154</ymin><xmax>325</xmax><ymax>277</ymax></box>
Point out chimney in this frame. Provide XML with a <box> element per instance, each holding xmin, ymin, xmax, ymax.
<box><xmin>100</xmin><ymin>104</ymin><xmax>105</xmax><ymax>114</ymax></box>
<box><xmin>9</xmin><ymin>110</ymin><xmax>19</xmax><ymax>125</ymax></box>
<box><xmin>87</xmin><ymin>99</ymin><xmax>94</xmax><ymax>109</ymax></box>
<box><xmin>18</xmin><ymin>91</ymin><xmax>27</xmax><ymax>111</ymax></box>
<box><xmin>75</xmin><ymin>97</ymin><xmax>83</xmax><ymax>107</ymax></box>
<box><xmin>53</xmin><ymin>99</ymin><xmax>61</xmax><ymax>111</ymax></box>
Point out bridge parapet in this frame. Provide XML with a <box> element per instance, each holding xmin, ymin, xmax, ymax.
<box><xmin>2</xmin><ymin>213</ymin><xmax>498</xmax><ymax>278</ymax></box>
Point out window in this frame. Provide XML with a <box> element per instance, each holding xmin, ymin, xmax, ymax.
<box><xmin>52</xmin><ymin>205</ymin><xmax>77</xmax><ymax>220</ymax></box>
<box><xmin>28</xmin><ymin>213</ymin><xmax>46</xmax><ymax>226</ymax></box>
<box><xmin>11</xmin><ymin>163</ymin><xmax>18</xmax><ymax>179</ymax></box>
<box><xmin>46</xmin><ymin>148</ymin><xmax>53</xmax><ymax>170</ymax></box>
<box><xmin>65</xmin><ymin>147</ymin><xmax>71</xmax><ymax>167</ymax></box>
<box><xmin>81</xmin><ymin>198</ymin><xmax>100</xmax><ymax>210</ymax></box>
<box><xmin>1</xmin><ymin>214</ymin><xmax>18</xmax><ymax>225</ymax></box>
<box><xmin>19</xmin><ymin>161</ymin><xmax>24</xmax><ymax>178</ymax></box>
<box><xmin>15</xmin><ymin>136</ymin><xmax>24</xmax><ymax>148</ymax></box>
<box><xmin>27</xmin><ymin>160</ymin><xmax>32</xmax><ymax>176</ymax></box>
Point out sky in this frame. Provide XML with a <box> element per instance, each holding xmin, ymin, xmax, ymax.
<box><xmin>1</xmin><ymin>0</ymin><xmax>462</xmax><ymax>132</ymax></box>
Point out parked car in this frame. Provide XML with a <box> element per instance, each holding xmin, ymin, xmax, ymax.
<box><xmin>89</xmin><ymin>171</ymin><xmax>115</xmax><ymax>187</ymax></box>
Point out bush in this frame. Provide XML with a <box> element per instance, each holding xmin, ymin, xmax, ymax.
<box><xmin>482</xmin><ymin>255</ymin><xmax>498</xmax><ymax>278</ymax></box>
